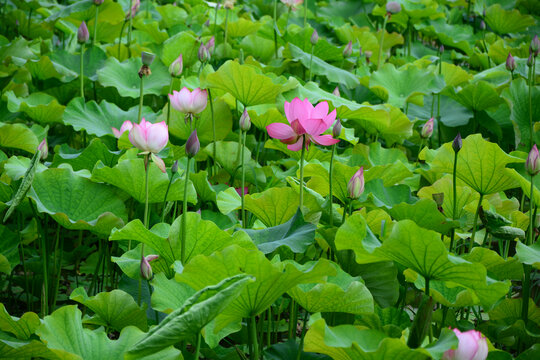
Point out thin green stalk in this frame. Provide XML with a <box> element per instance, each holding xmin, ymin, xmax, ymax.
<box><xmin>273</xmin><ymin>0</ymin><xmax>278</xmax><ymax>58</ymax></box>
<box><xmin>240</xmin><ymin>131</ymin><xmax>246</xmax><ymax>227</ymax></box>
<box><xmin>88</xmin><ymin>239</ymin><xmax>104</xmax><ymax>296</ymax></box>
<box><xmin>181</xmin><ymin>157</ymin><xmax>191</xmax><ymax>264</ymax></box>
<box><xmin>266</xmin><ymin>307</ymin><xmax>272</xmax><ymax>347</ymax></box>
<box><xmin>450</xmin><ymin>150</ymin><xmax>458</xmax><ymax>253</ymax></box>
<box><xmin>138</xmin><ymin>75</ymin><xmax>144</xmax><ymax>123</ymax></box>
<box><xmin>328</xmin><ymin>144</ymin><xmax>336</xmax><ymax>227</ymax></box>
<box><xmin>161</xmin><ymin>172</ymin><xmax>175</xmax><ymax>223</ymax></box>
<box><xmin>127</xmin><ymin>0</ymin><xmax>133</xmax><ymax>57</ymax></box>
<box><xmin>308</xmin><ymin>43</ymin><xmax>314</xmax><ymax>81</ymax></box>
<box><xmin>144</xmin><ymin>154</ymin><xmax>150</xmax><ymax>228</ymax></box>
<box><xmin>27</xmin><ymin>8</ymin><xmax>32</xmax><ymax>37</ymax></box>
<box><xmin>522</xmin><ymin>176</ymin><xmax>536</xmax><ymax>325</ymax></box>
<box><xmin>213</xmin><ymin>1</ymin><xmax>220</xmax><ymax>39</ymax></box>
<box><xmin>166</xmin><ymin>80</ymin><xmax>173</xmax><ymax>126</ymax></box>
<box><xmin>117</xmin><ymin>20</ymin><xmax>127</xmax><ymax>58</ymax></box>
<box><xmin>224</xmin><ymin>8</ymin><xmax>229</xmax><ymax>57</ymax></box>
<box><xmin>288</xmin><ymin>299</ymin><xmax>296</xmax><ymax>339</ymax></box>
<box><xmin>303</xmin><ymin>0</ymin><xmax>307</xmax><ymax>27</ymax></box>
<box><xmin>209</xmin><ymin>89</ymin><xmax>216</xmax><ymax>173</ymax></box>
<box><xmin>147</xmin><ymin>280</ymin><xmax>159</xmax><ymax>324</ymax></box>
<box><xmin>468</xmin><ymin>193</ymin><xmax>484</xmax><ymax>253</ymax></box>
<box><xmin>17</xmin><ymin>212</ymin><xmax>30</xmax><ymax>311</ymax></box>
<box><xmin>296</xmin><ymin>310</ymin><xmax>309</xmax><ymax>360</ymax></box>
<box><xmin>194</xmin><ymin>332</ymin><xmax>202</xmax><ymax>359</ymax></box>
<box><xmin>284</xmin><ymin>7</ymin><xmax>291</xmax><ymax>36</ymax></box>
<box><xmin>529</xmin><ymin>59</ymin><xmax>535</xmax><ymax>148</ymax></box>
<box><xmin>415</xmin><ymin>139</ymin><xmax>424</xmax><ymax>167</ymax></box>
<box><xmin>51</xmin><ymin>224</ymin><xmax>61</xmax><ymax>310</ymax></box>
<box><xmin>80</xmin><ymin>43</ymin><xmax>85</xmax><ymax>99</ymax></box>
<box><xmin>377</xmin><ymin>15</ymin><xmax>388</xmax><ymax>70</ymax></box>
<box><xmin>407</xmin><ymin>21</ymin><xmax>412</xmax><ymax>58</ymax></box>
<box><xmin>30</xmin><ymin>201</ymin><xmax>48</xmax><ymax>316</ymax></box>
<box><xmin>481</xmin><ymin>30</ymin><xmax>491</xmax><ymax>67</ymax></box>
<box><xmin>250</xmin><ymin>316</ymin><xmax>259</xmax><ymax>360</ymax></box>
<box><xmin>299</xmin><ymin>136</ymin><xmax>306</xmax><ymax>210</ymax></box>
<box><xmin>92</xmin><ymin>5</ymin><xmax>99</xmax><ymax>46</ymax></box>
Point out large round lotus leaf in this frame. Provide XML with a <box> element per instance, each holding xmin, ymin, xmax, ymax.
<box><xmin>48</xmin><ymin>47</ymin><xmax>108</xmax><ymax>82</ymax></box>
<box><xmin>5</xmin><ymin>91</ymin><xmax>65</xmax><ymax>124</ymax></box>
<box><xmin>205</xmin><ymin>60</ymin><xmax>284</xmax><ymax>106</ymax></box>
<box><xmin>28</xmin><ymin>167</ymin><xmax>127</xmax><ymax>235</ymax></box>
<box><xmin>516</xmin><ymin>241</ymin><xmax>540</xmax><ymax>270</ymax></box>
<box><xmin>408</xmin><ymin>94</ymin><xmax>472</xmax><ymax>128</ymax></box>
<box><xmin>97</xmin><ymin>57</ymin><xmax>171</xmax><ymax>98</ymax></box>
<box><xmin>51</xmin><ymin>139</ymin><xmax>121</xmax><ymax>171</ymax></box>
<box><xmin>0</xmin><ymin>123</ymin><xmax>39</xmax><ymax>154</ymax></box>
<box><xmin>63</xmin><ymin>97</ymin><xmax>158</xmax><ymax>137</ymax></box>
<box><xmin>369</xmin><ymin>63</ymin><xmax>445</xmax><ymax>109</ymax></box>
<box><xmin>161</xmin><ymin>31</ymin><xmax>200</xmax><ymax>68</ymax></box>
<box><xmin>25</xmin><ymin>56</ymin><xmax>77</xmax><ymax>83</ymax></box>
<box><xmin>447</xmin><ymin>80</ymin><xmax>504</xmax><ymax>112</ymax></box>
<box><xmin>415</xmin><ymin>19</ymin><xmax>479</xmax><ymax>56</ymax></box>
<box><xmin>384</xmin><ymin>199</ymin><xmax>458</xmax><ymax>235</ymax></box>
<box><xmin>91</xmin><ymin>158</ymin><xmax>197</xmax><ymax>204</ymax></box>
<box><xmin>485</xmin><ymin>4</ymin><xmax>535</xmax><ymax>35</ymax></box>
<box><xmin>226</xmin><ymin>18</ymin><xmax>260</xmax><ymax>37</ymax></box>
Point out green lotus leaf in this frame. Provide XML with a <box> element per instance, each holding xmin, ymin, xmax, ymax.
<box><xmin>408</xmin><ymin>94</ymin><xmax>473</xmax><ymax>128</ymax></box>
<box><xmin>44</xmin><ymin>0</ymin><xmax>93</xmax><ymax>22</ymax></box>
<box><xmin>175</xmin><ymin>245</ymin><xmax>335</xmax><ymax>326</ymax></box>
<box><xmin>150</xmin><ymin>272</ymin><xmax>197</xmax><ymax>314</ymax></box>
<box><xmin>24</xmin><ymin>55</ymin><xmax>77</xmax><ymax>82</ymax></box>
<box><xmin>164</xmin><ymin>96</ymin><xmax>232</xmax><ymax>145</ymax></box>
<box><xmin>92</xmin><ymin>158</ymin><xmax>197</xmax><ymax>204</ymax></box>
<box><xmin>488</xmin><ymin>298</ymin><xmax>540</xmax><ymax>345</ymax></box>
<box><xmin>49</xmin><ymin>47</ymin><xmax>108</xmax><ymax>82</ymax></box>
<box><xmin>447</xmin><ymin>80</ymin><xmax>504</xmax><ymax>112</ymax></box>
<box><xmin>3</xmin><ymin>155</ymin><xmax>47</xmax><ymax>181</ymax></box>
<box><xmin>51</xmin><ymin>138</ymin><xmax>121</xmax><ymax>171</ymax></box>
<box><xmin>227</xmin><ymin>18</ymin><xmax>260</xmax><ymax>37</ymax></box>
<box><xmin>369</xmin><ymin>63</ymin><xmax>445</xmax><ymax>109</ymax></box>
<box><xmin>204</xmin><ymin>141</ymin><xmax>265</xmax><ymax>185</ymax></box>
<box><xmin>244</xmin><ymin>187</ymin><xmax>301</xmax><ymax>227</ymax></box>
<box><xmin>288</xmin><ymin>262</ymin><xmax>374</xmax><ymax>315</ymax></box>
<box><xmin>243</xmin><ymin>208</ymin><xmax>316</xmax><ymax>254</ymax></box>
<box><xmin>0</xmin><ymin>332</ymin><xmax>57</xmax><ymax>359</ymax></box>
<box><xmin>265</xmin><ymin>339</ymin><xmax>332</xmax><ymax>360</ymax></box>
<box><xmin>385</xmin><ymin>199</ymin><xmax>459</xmax><ymax>234</ymax></box>
<box><xmin>125</xmin><ymin>275</ymin><xmax>252</xmax><ymax>359</ymax></box>
<box><xmin>304</xmin><ymin>315</ymin><xmax>432</xmax><ymax>360</ymax></box>
<box><xmin>189</xmin><ymin>171</ymin><xmax>216</xmax><ymax>203</ymax></box>
<box><xmin>69</xmin><ymin>287</ymin><xmax>148</xmax><ymax>332</ymax></box>
<box><xmin>161</xmin><ymin>31</ymin><xmax>199</xmax><ymax>68</ymax></box>
<box><xmin>415</xmin><ymin>18</ymin><xmax>478</xmax><ymax>56</ymax></box>
<box><xmin>485</xmin><ymin>4</ymin><xmax>536</xmax><ymax>35</ymax></box>
<box><xmin>304</xmin><ymin>162</ymin><xmax>360</xmax><ymax>205</ymax></box>
<box><xmin>0</xmin><ymin>123</ymin><xmax>39</xmax><ymax>154</ymax></box>
<box><xmin>287</xmin><ymin>43</ymin><xmax>359</xmax><ymax>89</ymax></box>
<box><xmin>0</xmin><ymin>303</ymin><xmax>40</xmax><ymax>340</ymax></box>
<box><xmin>216</xmin><ymin>187</ymin><xmax>242</xmax><ymax>215</ymax></box>
<box><xmin>111</xmin><ymin>243</ymin><xmax>171</xmax><ymax>280</ymax></box>
<box><xmin>286</xmin><ymin>26</ymin><xmax>352</xmax><ymax>62</ymax></box>
<box><xmin>5</xmin><ymin>91</ymin><xmax>65</xmax><ymax>124</ymax></box>
<box><xmin>133</xmin><ymin>19</ymin><xmax>168</xmax><ymax>44</ymax></box>
<box><xmin>429</xmin><ymin>134</ymin><xmax>521</xmax><ymax>195</ymax></box>
<box><xmin>97</xmin><ymin>57</ymin><xmax>171</xmax><ymax>98</ymax></box>
<box><xmin>516</xmin><ymin>241</ymin><xmax>540</xmax><ymax>270</ymax></box>
<box><xmin>28</xmin><ymin>167</ymin><xmax>127</xmax><ymax>235</ymax></box>
<box><xmin>240</xmin><ymin>36</ymin><xmax>275</xmax><ymax>62</ymax></box>
<box><xmin>353</xmin><ymin>261</ymin><xmax>399</xmax><ymax>308</ymax></box>
<box><xmin>156</xmin><ymin>4</ymin><xmax>188</xmax><ymax>29</ymax></box>
<box><xmin>360</xmin><ymin>179</ymin><xmax>414</xmax><ymax>208</ymax></box>
<box><xmin>335</xmin><ymin>213</ymin><xmax>385</xmax><ymax>264</ymax></box>
<box><xmin>205</xmin><ymin>60</ymin><xmax>284</xmax><ymax>106</ymax></box>
<box><xmin>35</xmin><ymin>305</ymin><xmax>181</xmax><ymax>360</ymax></box>
<box><xmin>464</xmin><ymin>248</ymin><xmax>523</xmax><ymax>281</ymax></box>
<box><xmin>0</xmin><ymin>225</ymin><xmax>20</xmax><ymax>273</ymax></box>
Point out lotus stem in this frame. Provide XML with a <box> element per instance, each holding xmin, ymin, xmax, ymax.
<box><xmin>80</xmin><ymin>43</ymin><xmax>85</xmax><ymax>100</ymax></box>
<box><xmin>522</xmin><ymin>176</ymin><xmax>535</xmax><ymax>325</ymax></box>
<box><xmin>138</xmin><ymin>75</ymin><xmax>144</xmax><ymax>123</ymax></box>
<box><xmin>273</xmin><ymin>0</ymin><xmax>278</xmax><ymax>58</ymax></box>
<box><xmin>181</xmin><ymin>157</ymin><xmax>191</xmax><ymax>264</ymax></box>
<box><xmin>529</xmin><ymin>59</ymin><xmax>535</xmax><ymax>148</ymax></box>
<box><xmin>92</xmin><ymin>5</ymin><xmax>99</xmax><ymax>46</ymax></box>
<box><xmin>17</xmin><ymin>213</ymin><xmax>30</xmax><ymax>311</ymax></box>
<box><xmin>127</xmin><ymin>0</ymin><xmax>133</xmax><ymax>57</ymax></box>
<box><xmin>161</xmin><ymin>171</ymin><xmax>175</xmax><ymax>223</ymax></box>
<box><xmin>209</xmin><ymin>89</ymin><xmax>216</xmax><ymax>175</ymax></box>
<box><xmin>377</xmin><ymin>14</ymin><xmax>389</xmax><ymax>70</ymax></box>
<box><xmin>308</xmin><ymin>42</ymin><xmax>314</xmax><ymax>81</ymax></box>
<box><xmin>468</xmin><ymin>193</ymin><xmax>484</xmax><ymax>253</ymax></box>
<box><xmin>296</xmin><ymin>310</ymin><xmax>309</xmax><ymax>360</ymax></box>
<box><xmin>29</xmin><ymin>201</ymin><xmax>48</xmax><ymax>316</ymax></box>
<box><xmin>328</xmin><ymin>144</ymin><xmax>336</xmax><ymax>227</ymax></box>
<box><xmin>224</xmin><ymin>8</ymin><xmax>229</xmax><ymax>57</ymax></box>
<box><xmin>450</xmin><ymin>150</ymin><xmax>458</xmax><ymax>253</ymax></box>
<box><xmin>299</xmin><ymin>136</ymin><xmax>306</xmax><ymax>210</ymax></box>
<box><xmin>194</xmin><ymin>332</ymin><xmax>202</xmax><ymax>359</ymax></box>
<box><xmin>303</xmin><ymin>0</ymin><xmax>307</xmax><ymax>27</ymax></box>
<box><xmin>250</xmin><ymin>316</ymin><xmax>259</xmax><ymax>360</ymax></box>
<box><xmin>147</xmin><ymin>279</ymin><xmax>159</xmax><ymax>324</ymax></box>
<box><xmin>166</xmin><ymin>79</ymin><xmax>173</xmax><ymax>126</ymax></box>
<box><xmin>117</xmin><ymin>20</ymin><xmax>127</xmax><ymax>59</ymax></box>
<box><xmin>144</xmin><ymin>154</ymin><xmax>150</xmax><ymax>228</ymax></box>
<box><xmin>27</xmin><ymin>8</ymin><xmax>32</xmax><ymax>38</ymax></box>
<box><xmin>285</xmin><ymin>7</ymin><xmax>291</xmax><ymax>36</ymax></box>
<box><xmin>240</xmin><ymin>130</ymin><xmax>246</xmax><ymax>227</ymax></box>
<box><xmin>288</xmin><ymin>299</ymin><xmax>296</xmax><ymax>340</ymax></box>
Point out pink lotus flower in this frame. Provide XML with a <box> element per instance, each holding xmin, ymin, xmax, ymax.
<box><xmin>112</xmin><ymin>120</ymin><xmax>133</xmax><ymax>138</ymax></box>
<box><xmin>443</xmin><ymin>329</ymin><xmax>488</xmax><ymax>360</ymax></box>
<box><xmin>236</xmin><ymin>187</ymin><xmax>248</xmax><ymax>196</ymax></box>
<box><xmin>266</xmin><ymin>98</ymin><xmax>339</xmax><ymax>151</ymax></box>
<box><xmin>128</xmin><ymin>118</ymin><xmax>169</xmax><ymax>154</ymax></box>
<box><xmin>169</xmin><ymin>87</ymin><xmax>208</xmax><ymax>115</ymax></box>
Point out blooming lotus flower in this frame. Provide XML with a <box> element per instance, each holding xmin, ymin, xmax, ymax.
<box><xmin>112</xmin><ymin>120</ymin><xmax>133</xmax><ymax>138</ymax></box>
<box><xmin>140</xmin><ymin>254</ymin><xmax>159</xmax><ymax>280</ymax></box>
<box><xmin>421</xmin><ymin>117</ymin><xmax>434</xmax><ymax>139</ymax></box>
<box><xmin>526</xmin><ymin>144</ymin><xmax>540</xmax><ymax>176</ymax></box>
<box><xmin>77</xmin><ymin>21</ymin><xmax>89</xmax><ymax>43</ymax></box>
<box><xmin>266</xmin><ymin>98</ymin><xmax>339</xmax><ymax>151</ymax></box>
<box><xmin>169</xmin><ymin>87</ymin><xmax>208</xmax><ymax>115</ymax></box>
<box><xmin>347</xmin><ymin>168</ymin><xmax>364</xmax><ymax>199</ymax></box>
<box><xmin>128</xmin><ymin>118</ymin><xmax>169</xmax><ymax>154</ymax></box>
<box><xmin>442</xmin><ymin>329</ymin><xmax>488</xmax><ymax>360</ymax></box>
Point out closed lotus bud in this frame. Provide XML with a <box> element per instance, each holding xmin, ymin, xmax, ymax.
<box><xmin>443</xmin><ymin>329</ymin><xmax>488</xmax><ymax>360</ymax></box>
<box><xmin>528</xmin><ymin>54</ymin><xmax>534</xmax><ymax>67</ymax></box>
<box><xmin>185</xmin><ymin>130</ymin><xmax>200</xmax><ymax>158</ymax></box>
<box><xmin>198</xmin><ymin>42</ymin><xmax>210</xmax><ymax>63</ymax></box>
<box><xmin>94</xmin><ymin>0</ymin><xmax>104</xmax><ymax>5</ymax></box>
<box><xmin>526</xmin><ymin>144</ymin><xmax>540</xmax><ymax>176</ymax></box>
<box><xmin>141</xmin><ymin>51</ymin><xmax>155</xmax><ymax>66</ymax></box>
<box><xmin>206</xmin><ymin>36</ymin><xmax>215</xmax><ymax>55</ymax></box>
<box><xmin>386</xmin><ymin>1</ymin><xmax>401</xmax><ymax>14</ymax></box>
<box><xmin>332</xmin><ymin>86</ymin><xmax>340</xmax><ymax>97</ymax></box>
<box><xmin>479</xmin><ymin>20</ymin><xmax>486</xmax><ymax>30</ymax></box>
<box><xmin>77</xmin><ymin>21</ymin><xmax>89</xmax><ymax>43</ymax></box>
<box><xmin>204</xmin><ymin>19</ymin><xmax>210</xmax><ymax>27</ymax></box>
<box><xmin>530</xmin><ymin>35</ymin><xmax>540</xmax><ymax>57</ymax></box>
<box><xmin>421</xmin><ymin>117</ymin><xmax>434</xmax><ymax>139</ymax></box>
<box><xmin>452</xmin><ymin>133</ymin><xmax>462</xmax><ymax>153</ymax></box>
<box><xmin>37</xmin><ymin>138</ymin><xmax>48</xmax><ymax>160</ymax></box>
<box><xmin>343</xmin><ymin>41</ymin><xmax>353</xmax><ymax>58</ymax></box>
<box><xmin>140</xmin><ymin>254</ymin><xmax>158</xmax><ymax>280</ymax></box>
<box><xmin>169</xmin><ymin>54</ymin><xmax>183</xmax><ymax>77</ymax></box>
<box><xmin>347</xmin><ymin>168</ymin><xmax>364</xmax><ymax>200</ymax></box>
<box><xmin>239</xmin><ymin>109</ymin><xmax>251</xmax><ymax>132</ymax></box>
<box><xmin>171</xmin><ymin>160</ymin><xmax>179</xmax><ymax>174</ymax></box>
<box><xmin>506</xmin><ymin>52</ymin><xmax>516</xmax><ymax>72</ymax></box>
<box><xmin>310</xmin><ymin>29</ymin><xmax>319</xmax><ymax>45</ymax></box>
<box><xmin>332</xmin><ymin>119</ymin><xmax>341</xmax><ymax>138</ymax></box>
<box><xmin>439</xmin><ymin>44</ymin><xmax>444</xmax><ymax>54</ymax></box>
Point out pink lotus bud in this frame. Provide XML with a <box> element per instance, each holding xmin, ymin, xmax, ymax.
<box><xmin>386</xmin><ymin>1</ymin><xmax>401</xmax><ymax>14</ymax></box>
<box><xmin>128</xmin><ymin>118</ymin><xmax>169</xmax><ymax>153</ymax></box>
<box><xmin>310</xmin><ymin>29</ymin><xmax>319</xmax><ymax>45</ymax></box>
<box><xmin>112</xmin><ymin>120</ymin><xmax>133</xmax><ymax>138</ymax></box>
<box><xmin>506</xmin><ymin>52</ymin><xmax>516</xmax><ymax>72</ymax></box>
<box><xmin>452</xmin><ymin>133</ymin><xmax>462</xmax><ymax>153</ymax></box>
<box><xmin>528</xmin><ymin>54</ymin><xmax>534</xmax><ymax>67</ymax></box>
<box><xmin>169</xmin><ymin>87</ymin><xmax>208</xmax><ymax>115</ymax></box>
<box><xmin>347</xmin><ymin>167</ymin><xmax>364</xmax><ymax>199</ymax></box>
<box><xmin>151</xmin><ymin>153</ymin><xmax>166</xmax><ymax>173</ymax></box>
<box><xmin>236</xmin><ymin>187</ymin><xmax>248</xmax><ymax>196</ymax></box>
<box><xmin>141</xmin><ymin>51</ymin><xmax>155</xmax><ymax>66</ymax></box>
<box><xmin>442</xmin><ymin>329</ymin><xmax>488</xmax><ymax>360</ymax></box>
<box><xmin>332</xmin><ymin>119</ymin><xmax>341</xmax><ymax>139</ymax></box>
<box><xmin>439</xmin><ymin>44</ymin><xmax>444</xmax><ymax>54</ymax></box>
<box><xmin>526</xmin><ymin>144</ymin><xmax>540</xmax><ymax>176</ymax></box>
<box><xmin>171</xmin><ymin>160</ymin><xmax>179</xmax><ymax>174</ymax></box>
<box><xmin>77</xmin><ymin>21</ymin><xmax>89</xmax><ymax>43</ymax></box>
<box><xmin>198</xmin><ymin>42</ymin><xmax>210</xmax><ymax>63</ymax></box>
<box><xmin>239</xmin><ymin>109</ymin><xmax>251</xmax><ymax>132</ymax></box>
<box><xmin>332</xmin><ymin>86</ymin><xmax>340</xmax><ymax>97</ymax></box>
<box><xmin>206</xmin><ymin>36</ymin><xmax>215</xmax><ymax>55</ymax></box>
<box><xmin>37</xmin><ymin>138</ymin><xmax>48</xmax><ymax>160</ymax></box>
<box><xmin>126</xmin><ymin>0</ymin><xmax>140</xmax><ymax>19</ymax></box>
<box><xmin>343</xmin><ymin>41</ymin><xmax>353</xmax><ymax>58</ymax></box>
<box><xmin>421</xmin><ymin>117</ymin><xmax>434</xmax><ymax>139</ymax></box>
<box><xmin>169</xmin><ymin>54</ymin><xmax>183</xmax><ymax>77</ymax></box>
<box><xmin>185</xmin><ymin>130</ymin><xmax>200</xmax><ymax>158</ymax></box>
<box><xmin>140</xmin><ymin>254</ymin><xmax>158</xmax><ymax>280</ymax></box>
<box><xmin>94</xmin><ymin>0</ymin><xmax>104</xmax><ymax>5</ymax></box>
<box><xmin>530</xmin><ymin>35</ymin><xmax>539</xmax><ymax>57</ymax></box>
<box><xmin>479</xmin><ymin>20</ymin><xmax>486</xmax><ymax>30</ymax></box>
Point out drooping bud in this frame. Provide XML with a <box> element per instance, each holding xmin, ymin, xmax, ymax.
<box><xmin>37</xmin><ymin>138</ymin><xmax>48</xmax><ymax>160</ymax></box>
<box><xmin>526</xmin><ymin>144</ymin><xmax>540</xmax><ymax>176</ymax></box>
<box><xmin>185</xmin><ymin>130</ymin><xmax>200</xmax><ymax>158</ymax></box>
<box><xmin>332</xmin><ymin>119</ymin><xmax>341</xmax><ymax>139</ymax></box>
<box><xmin>347</xmin><ymin>167</ymin><xmax>364</xmax><ymax>200</ymax></box>
<box><xmin>421</xmin><ymin>117</ymin><xmax>434</xmax><ymax>139</ymax></box>
<box><xmin>332</xmin><ymin>86</ymin><xmax>340</xmax><ymax>97</ymax></box>
<box><xmin>239</xmin><ymin>109</ymin><xmax>251</xmax><ymax>132</ymax></box>
<box><xmin>343</xmin><ymin>41</ymin><xmax>353</xmax><ymax>58</ymax></box>
<box><xmin>171</xmin><ymin>160</ymin><xmax>179</xmax><ymax>174</ymax></box>
<box><xmin>310</xmin><ymin>29</ymin><xmax>319</xmax><ymax>46</ymax></box>
<box><xmin>141</xmin><ymin>51</ymin><xmax>155</xmax><ymax>66</ymax></box>
<box><xmin>452</xmin><ymin>133</ymin><xmax>462</xmax><ymax>153</ymax></box>
<box><xmin>169</xmin><ymin>54</ymin><xmax>183</xmax><ymax>77</ymax></box>
<box><xmin>386</xmin><ymin>1</ymin><xmax>401</xmax><ymax>14</ymax></box>
<box><xmin>530</xmin><ymin>35</ymin><xmax>540</xmax><ymax>57</ymax></box>
<box><xmin>77</xmin><ymin>21</ymin><xmax>89</xmax><ymax>43</ymax></box>
<box><xmin>506</xmin><ymin>52</ymin><xmax>516</xmax><ymax>72</ymax></box>
<box><xmin>140</xmin><ymin>254</ymin><xmax>159</xmax><ymax>280</ymax></box>
<box><xmin>151</xmin><ymin>153</ymin><xmax>166</xmax><ymax>173</ymax></box>
<box><xmin>198</xmin><ymin>42</ymin><xmax>210</xmax><ymax>63</ymax></box>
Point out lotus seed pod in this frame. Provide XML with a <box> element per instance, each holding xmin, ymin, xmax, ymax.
<box><xmin>141</xmin><ymin>51</ymin><xmax>155</xmax><ymax>66</ymax></box>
